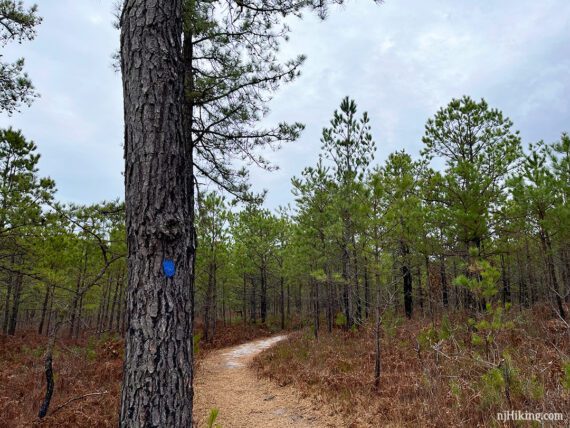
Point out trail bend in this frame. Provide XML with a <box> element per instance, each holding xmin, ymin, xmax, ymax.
<box><xmin>193</xmin><ymin>335</ymin><xmax>342</xmax><ymax>427</ymax></box>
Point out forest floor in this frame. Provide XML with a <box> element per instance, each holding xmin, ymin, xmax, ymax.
<box><xmin>193</xmin><ymin>335</ymin><xmax>343</xmax><ymax>427</ymax></box>
<box><xmin>0</xmin><ymin>323</ymin><xmax>275</xmax><ymax>427</ymax></box>
<box><xmin>253</xmin><ymin>307</ymin><xmax>570</xmax><ymax>427</ymax></box>
<box><xmin>1</xmin><ymin>309</ymin><xmax>568</xmax><ymax>427</ymax></box>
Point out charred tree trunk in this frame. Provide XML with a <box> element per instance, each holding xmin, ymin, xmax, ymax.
<box><xmin>119</xmin><ymin>1</ymin><xmax>194</xmax><ymax>426</ymax></box>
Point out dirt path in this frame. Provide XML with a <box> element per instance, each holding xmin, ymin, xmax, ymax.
<box><xmin>193</xmin><ymin>335</ymin><xmax>343</xmax><ymax>428</ymax></box>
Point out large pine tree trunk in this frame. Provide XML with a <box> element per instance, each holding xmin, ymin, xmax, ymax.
<box><xmin>119</xmin><ymin>1</ymin><xmax>194</xmax><ymax>426</ymax></box>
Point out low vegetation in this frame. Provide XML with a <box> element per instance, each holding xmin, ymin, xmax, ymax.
<box><xmin>0</xmin><ymin>323</ymin><xmax>273</xmax><ymax>426</ymax></box>
<box><xmin>253</xmin><ymin>307</ymin><xmax>570</xmax><ymax>427</ymax></box>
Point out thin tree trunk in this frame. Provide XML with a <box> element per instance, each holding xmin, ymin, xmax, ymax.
<box><xmin>8</xmin><ymin>271</ymin><xmax>22</xmax><ymax>336</ymax></box>
<box><xmin>212</xmin><ymin>259</ymin><xmax>217</xmax><ymax>340</ymax></box>
<box><xmin>108</xmin><ymin>274</ymin><xmax>121</xmax><ymax>332</ymax></box>
<box><xmin>501</xmin><ymin>253</ymin><xmax>511</xmax><ymax>305</ymax></box>
<box><xmin>115</xmin><ymin>276</ymin><xmax>124</xmax><ymax>332</ymax></box>
<box><xmin>540</xmin><ymin>228</ymin><xmax>566</xmax><ymax>319</ymax></box>
<box><xmin>364</xmin><ymin>258</ymin><xmax>370</xmax><ymax>319</ymax></box>
<box><xmin>260</xmin><ymin>264</ymin><xmax>267</xmax><ymax>324</ymax></box>
<box><xmin>402</xmin><ymin>241</ymin><xmax>413</xmax><ymax>319</ymax></box>
<box><xmin>251</xmin><ymin>277</ymin><xmax>257</xmax><ymax>324</ymax></box>
<box><xmin>204</xmin><ymin>261</ymin><xmax>214</xmax><ymax>342</ymax></box>
<box><xmin>38</xmin><ymin>283</ymin><xmax>51</xmax><ymax>335</ymax></box>
<box><xmin>440</xmin><ymin>255</ymin><xmax>448</xmax><ymax>307</ymax></box>
<box><xmin>280</xmin><ymin>275</ymin><xmax>285</xmax><ymax>330</ymax></box>
<box><xmin>313</xmin><ymin>277</ymin><xmax>319</xmax><ymax>339</ymax></box>
<box><xmin>242</xmin><ymin>272</ymin><xmax>247</xmax><ymax>324</ymax></box>
<box><xmin>374</xmin><ymin>277</ymin><xmax>381</xmax><ymax>390</ymax></box>
<box><xmin>74</xmin><ymin>295</ymin><xmax>84</xmax><ymax>339</ymax></box>
<box><xmin>2</xmin><ymin>272</ymin><xmax>13</xmax><ymax>335</ymax></box>
<box><xmin>342</xmin><ymin>239</ymin><xmax>351</xmax><ymax>329</ymax></box>
<box><xmin>69</xmin><ymin>272</ymin><xmax>83</xmax><ymax>338</ymax></box>
<box><xmin>326</xmin><ymin>266</ymin><xmax>333</xmax><ymax>333</ymax></box>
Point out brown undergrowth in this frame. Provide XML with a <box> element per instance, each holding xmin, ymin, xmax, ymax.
<box><xmin>252</xmin><ymin>308</ymin><xmax>570</xmax><ymax>427</ymax></box>
<box><xmin>0</xmin><ymin>323</ymin><xmax>275</xmax><ymax>427</ymax></box>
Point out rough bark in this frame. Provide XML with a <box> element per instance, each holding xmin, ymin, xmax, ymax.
<box><xmin>119</xmin><ymin>1</ymin><xmax>194</xmax><ymax>426</ymax></box>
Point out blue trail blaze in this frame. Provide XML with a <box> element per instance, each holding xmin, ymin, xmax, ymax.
<box><xmin>162</xmin><ymin>259</ymin><xmax>175</xmax><ymax>278</ymax></box>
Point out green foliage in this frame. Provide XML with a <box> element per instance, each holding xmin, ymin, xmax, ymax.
<box><xmin>453</xmin><ymin>256</ymin><xmax>499</xmax><ymax>300</ymax></box>
<box><xmin>480</xmin><ymin>367</ymin><xmax>505</xmax><ymax>408</ymax></box>
<box><xmin>417</xmin><ymin>317</ymin><xmax>451</xmax><ymax>351</ymax></box>
<box><xmin>193</xmin><ymin>333</ymin><xmax>202</xmax><ymax>356</ymax></box>
<box><xmin>563</xmin><ymin>361</ymin><xmax>570</xmax><ymax>391</ymax></box>
<box><xmin>523</xmin><ymin>375</ymin><xmax>544</xmax><ymax>401</ymax></box>
<box><xmin>206</xmin><ymin>407</ymin><xmax>220</xmax><ymax>428</ymax></box>
<box><xmin>0</xmin><ymin>1</ymin><xmax>42</xmax><ymax>113</ymax></box>
<box><xmin>449</xmin><ymin>379</ymin><xmax>462</xmax><ymax>406</ymax></box>
<box><xmin>422</xmin><ymin>96</ymin><xmax>522</xmax><ymax>249</ymax></box>
<box><xmin>381</xmin><ymin>309</ymin><xmax>403</xmax><ymax>338</ymax></box>
<box><xmin>334</xmin><ymin>312</ymin><xmax>347</xmax><ymax>327</ymax></box>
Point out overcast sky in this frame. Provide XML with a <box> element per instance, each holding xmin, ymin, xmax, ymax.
<box><xmin>0</xmin><ymin>0</ymin><xmax>568</xmax><ymax>210</ymax></box>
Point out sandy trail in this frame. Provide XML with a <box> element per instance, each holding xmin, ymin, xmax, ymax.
<box><xmin>193</xmin><ymin>335</ymin><xmax>342</xmax><ymax>428</ymax></box>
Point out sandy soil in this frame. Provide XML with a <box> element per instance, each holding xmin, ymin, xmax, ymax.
<box><xmin>193</xmin><ymin>335</ymin><xmax>343</xmax><ymax>428</ymax></box>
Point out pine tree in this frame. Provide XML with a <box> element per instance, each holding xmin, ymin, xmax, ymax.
<box><xmin>0</xmin><ymin>1</ymin><xmax>41</xmax><ymax>114</ymax></box>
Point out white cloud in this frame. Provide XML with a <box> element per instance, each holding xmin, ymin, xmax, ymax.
<box><xmin>0</xmin><ymin>0</ymin><xmax>568</xmax><ymax>209</ymax></box>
